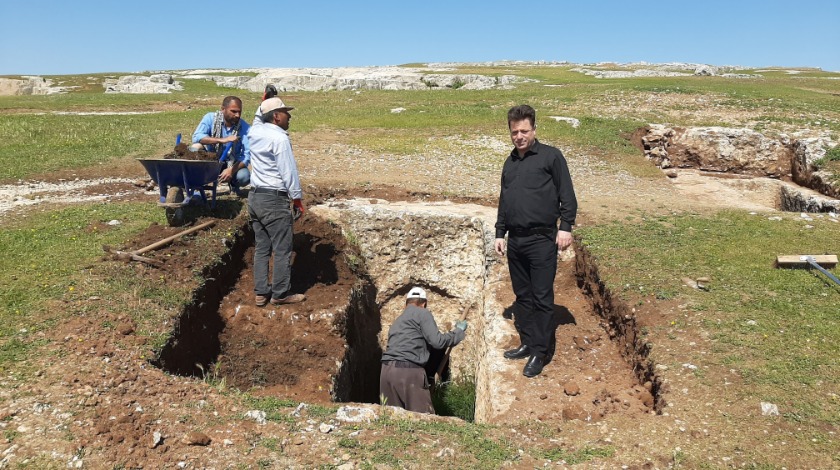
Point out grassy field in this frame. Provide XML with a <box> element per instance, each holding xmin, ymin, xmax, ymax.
<box><xmin>0</xmin><ymin>64</ymin><xmax>838</xmax><ymax>467</ymax></box>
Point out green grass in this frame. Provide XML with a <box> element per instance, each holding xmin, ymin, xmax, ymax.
<box><xmin>578</xmin><ymin>210</ymin><xmax>840</xmax><ymax>424</ymax></box>
<box><xmin>0</xmin><ymin>202</ymin><xmax>166</xmax><ymax>370</ymax></box>
<box><xmin>431</xmin><ymin>374</ymin><xmax>476</xmax><ymax>421</ymax></box>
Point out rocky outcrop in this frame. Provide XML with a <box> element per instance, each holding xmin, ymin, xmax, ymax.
<box><xmin>103</xmin><ymin>74</ymin><xmax>182</xmax><ymax>94</ymax></box>
<box><xmin>0</xmin><ymin>76</ymin><xmax>62</xmax><ymax>95</ymax></box>
<box><xmin>780</xmin><ymin>185</ymin><xmax>840</xmax><ymax>212</ymax></box>
<box><xmin>791</xmin><ymin>137</ymin><xmax>839</xmax><ymax>199</ymax></box>
<box><xmin>641</xmin><ymin>125</ymin><xmax>793</xmax><ymax>177</ymax></box>
<box><xmin>183</xmin><ymin>67</ymin><xmax>526</xmax><ymax>92</ymax></box>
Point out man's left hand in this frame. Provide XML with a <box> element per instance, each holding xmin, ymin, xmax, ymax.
<box><xmin>556</xmin><ymin>230</ymin><xmax>573</xmax><ymax>251</ymax></box>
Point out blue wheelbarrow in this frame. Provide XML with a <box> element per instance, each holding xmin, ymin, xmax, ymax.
<box><xmin>138</xmin><ymin>158</ymin><xmax>224</xmax><ymax>208</ymax></box>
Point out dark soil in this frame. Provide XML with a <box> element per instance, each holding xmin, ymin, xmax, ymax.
<box><xmin>163</xmin><ymin>143</ymin><xmax>218</xmax><ymax>161</ymax></box>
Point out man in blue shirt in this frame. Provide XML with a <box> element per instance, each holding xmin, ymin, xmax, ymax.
<box><xmin>190</xmin><ymin>96</ymin><xmax>251</xmax><ymax>196</ymax></box>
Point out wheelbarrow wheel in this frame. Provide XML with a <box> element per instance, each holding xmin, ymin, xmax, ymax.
<box><xmin>165</xmin><ymin>187</ymin><xmax>185</xmax><ymax>226</ymax></box>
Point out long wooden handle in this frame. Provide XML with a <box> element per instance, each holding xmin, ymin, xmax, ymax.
<box><xmin>134</xmin><ymin>220</ymin><xmax>216</xmax><ymax>255</ymax></box>
<box><xmin>435</xmin><ymin>303</ymin><xmax>473</xmax><ymax>381</ymax></box>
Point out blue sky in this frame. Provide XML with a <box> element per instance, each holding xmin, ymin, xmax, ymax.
<box><xmin>2</xmin><ymin>0</ymin><xmax>838</xmax><ymax>75</ymax></box>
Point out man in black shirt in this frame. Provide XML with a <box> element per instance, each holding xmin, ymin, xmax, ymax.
<box><xmin>494</xmin><ymin>104</ymin><xmax>578</xmax><ymax>378</ymax></box>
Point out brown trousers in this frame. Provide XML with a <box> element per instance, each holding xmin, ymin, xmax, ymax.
<box><xmin>379</xmin><ymin>362</ymin><xmax>434</xmax><ymax>414</ymax></box>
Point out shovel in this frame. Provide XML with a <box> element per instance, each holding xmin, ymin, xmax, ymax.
<box><xmin>433</xmin><ymin>303</ymin><xmax>474</xmax><ymax>385</ymax></box>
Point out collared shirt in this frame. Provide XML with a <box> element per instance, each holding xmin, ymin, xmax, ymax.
<box><xmin>495</xmin><ymin>139</ymin><xmax>578</xmax><ymax>238</ymax></box>
<box><xmin>191</xmin><ymin>112</ymin><xmax>251</xmax><ymax>166</ymax></box>
<box><xmin>381</xmin><ymin>305</ymin><xmax>465</xmax><ymax>366</ymax></box>
<box><xmin>247</xmin><ymin>122</ymin><xmax>302</xmax><ymax>199</ymax></box>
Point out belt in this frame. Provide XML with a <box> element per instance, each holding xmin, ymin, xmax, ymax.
<box><xmin>384</xmin><ymin>360</ymin><xmax>423</xmax><ymax>369</ymax></box>
<box><xmin>252</xmin><ymin>187</ymin><xmax>289</xmax><ymax>197</ymax></box>
<box><xmin>508</xmin><ymin>226</ymin><xmax>556</xmax><ymax>237</ymax></box>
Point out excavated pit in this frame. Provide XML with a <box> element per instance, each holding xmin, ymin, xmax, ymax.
<box><xmin>153</xmin><ymin>199</ymin><xmax>664</xmax><ymax>422</ymax></box>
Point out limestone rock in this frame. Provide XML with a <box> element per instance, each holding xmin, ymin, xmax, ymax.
<box><xmin>104</xmin><ymin>74</ymin><xmax>183</xmax><ymax>94</ymax></box>
<box><xmin>564</xmin><ymin>381</ymin><xmax>581</xmax><ymax>396</ymax></box>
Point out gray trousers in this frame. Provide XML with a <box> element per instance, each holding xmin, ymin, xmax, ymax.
<box><xmin>379</xmin><ymin>362</ymin><xmax>434</xmax><ymax>414</ymax></box>
<box><xmin>248</xmin><ymin>190</ymin><xmax>293</xmax><ymax>299</ymax></box>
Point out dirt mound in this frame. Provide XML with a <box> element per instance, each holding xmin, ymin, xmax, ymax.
<box><xmin>163</xmin><ymin>143</ymin><xmax>218</xmax><ymax>161</ymax></box>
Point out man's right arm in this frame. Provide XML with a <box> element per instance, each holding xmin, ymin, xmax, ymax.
<box><xmin>191</xmin><ymin>113</ymin><xmax>213</xmax><ymax>144</ymax></box>
<box><xmin>419</xmin><ymin>311</ymin><xmax>464</xmax><ymax>349</ymax></box>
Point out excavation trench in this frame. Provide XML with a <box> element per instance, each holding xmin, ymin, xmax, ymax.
<box><xmin>153</xmin><ymin>199</ymin><xmax>662</xmax><ymax>423</ymax></box>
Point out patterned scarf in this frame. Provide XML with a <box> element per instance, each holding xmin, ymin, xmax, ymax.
<box><xmin>210</xmin><ymin>110</ymin><xmax>242</xmax><ymax>159</ymax></box>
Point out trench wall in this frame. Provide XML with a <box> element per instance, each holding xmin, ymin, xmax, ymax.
<box><xmin>152</xmin><ymin>221</ymin><xmax>251</xmax><ymax>375</ymax></box>
<box><xmin>574</xmin><ymin>242</ymin><xmax>667</xmax><ymax>411</ymax></box>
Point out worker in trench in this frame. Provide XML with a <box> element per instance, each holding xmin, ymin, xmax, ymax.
<box><xmin>379</xmin><ymin>287</ymin><xmax>468</xmax><ymax>414</ymax></box>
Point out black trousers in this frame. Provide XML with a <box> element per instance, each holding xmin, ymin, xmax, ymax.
<box><xmin>507</xmin><ymin>233</ymin><xmax>557</xmax><ymax>357</ymax></box>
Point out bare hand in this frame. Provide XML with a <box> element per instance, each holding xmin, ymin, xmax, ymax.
<box><xmin>221</xmin><ymin>135</ymin><xmax>239</xmax><ymax>144</ymax></box>
<box><xmin>218</xmin><ymin>167</ymin><xmax>234</xmax><ymax>183</ymax></box>
<box><xmin>556</xmin><ymin>230</ymin><xmax>573</xmax><ymax>251</ymax></box>
<box><xmin>494</xmin><ymin>238</ymin><xmax>506</xmax><ymax>256</ymax></box>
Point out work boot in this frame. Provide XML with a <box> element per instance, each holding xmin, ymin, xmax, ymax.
<box><xmin>255</xmin><ymin>295</ymin><xmax>269</xmax><ymax>307</ymax></box>
<box><xmin>523</xmin><ymin>354</ymin><xmax>546</xmax><ymax>378</ymax></box>
<box><xmin>503</xmin><ymin>344</ymin><xmax>531</xmax><ymax>360</ymax></box>
<box><xmin>270</xmin><ymin>293</ymin><xmax>306</xmax><ymax>305</ymax></box>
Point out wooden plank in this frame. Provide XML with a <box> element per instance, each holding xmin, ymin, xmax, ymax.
<box><xmin>776</xmin><ymin>255</ymin><xmax>838</xmax><ymax>268</ymax></box>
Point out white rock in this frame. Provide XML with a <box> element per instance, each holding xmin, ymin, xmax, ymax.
<box><xmin>760</xmin><ymin>402</ymin><xmax>780</xmax><ymax>416</ymax></box>
<box><xmin>245</xmin><ymin>410</ymin><xmax>267</xmax><ymax>424</ymax></box>
<box><xmin>107</xmin><ymin>219</ymin><xmax>121</xmax><ymax>226</ymax></box>
<box><xmin>336</xmin><ymin>406</ymin><xmax>377</xmax><ymax>423</ymax></box>
<box><xmin>319</xmin><ymin>423</ymin><xmax>334</xmax><ymax>434</ymax></box>
<box><xmin>390</xmin><ymin>107</ymin><xmax>406</xmax><ymax>113</ymax></box>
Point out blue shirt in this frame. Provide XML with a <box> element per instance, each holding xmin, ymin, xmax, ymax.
<box><xmin>247</xmin><ymin>122</ymin><xmax>302</xmax><ymax>200</ymax></box>
<box><xmin>191</xmin><ymin>112</ymin><xmax>251</xmax><ymax>166</ymax></box>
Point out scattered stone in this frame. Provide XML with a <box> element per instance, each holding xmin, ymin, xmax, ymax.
<box><xmin>436</xmin><ymin>447</ymin><xmax>455</xmax><ymax>458</ymax></box>
<box><xmin>637</xmin><ymin>389</ymin><xmax>655</xmax><ymax>408</ymax></box>
<box><xmin>564</xmin><ymin>382</ymin><xmax>581</xmax><ymax>396</ymax></box>
<box><xmin>539</xmin><ymin>394</ymin><xmax>548</xmax><ymax>400</ymax></box>
<box><xmin>391</xmin><ymin>107</ymin><xmax>406</xmax><ymax>113</ymax></box>
<box><xmin>319</xmin><ymin>423</ymin><xmax>334</xmax><ymax>434</ymax></box>
<box><xmin>107</xmin><ymin>219</ymin><xmax>121</xmax><ymax>226</ymax></box>
<box><xmin>116</xmin><ymin>322</ymin><xmax>134</xmax><ymax>336</ymax></box>
<box><xmin>665</xmin><ymin>169</ymin><xmax>678</xmax><ymax>178</ymax></box>
<box><xmin>547</xmin><ymin>116</ymin><xmax>580</xmax><ymax>128</ymax></box>
<box><xmin>150</xmin><ymin>431</ymin><xmax>162</xmax><ymax>449</ymax></box>
<box><xmin>760</xmin><ymin>402</ymin><xmax>780</xmax><ymax>416</ymax></box>
<box><xmin>768</xmin><ymin>216</ymin><xmax>783</xmax><ymax>221</ymax></box>
<box><xmin>292</xmin><ymin>402</ymin><xmax>309</xmax><ymax>417</ymax></box>
<box><xmin>336</xmin><ymin>405</ymin><xmax>377</xmax><ymax>423</ymax></box>
<box><xmin>180</xmin><ymin>431</ymin><xmax>211</xmax><ymax>446</ymax></box>
<box><xmin>681</xmin><ymin>277</ymin><xmax>699</xmax><ymax>289</ymax></box>
<box><xmin>293</xmin><ymin>436</ymin><xmax>305</xmax><ymax>445</ymax></box>
<box><xmin>245</xmin><ymin>410</ymin><xmax>267</xmax><ymax>424</ymax></box>
<box><xmin>562</xmin><ymin>404</ymin><xmax>588</xmax><ymax>421</ymax></box>
<box><xmin>572</xmin><ymin>336</ymin><xmax>590</xmax><ymax>351</ymax></box>
<box><xmin>104</xmin><ymin>74</ymin><xmax>182</xmax><ymax>94</ymax></box>
<box><xmin>223</xmin><ymin>439</ymin><xmax>233</xmax><ymax>446</ymax></box>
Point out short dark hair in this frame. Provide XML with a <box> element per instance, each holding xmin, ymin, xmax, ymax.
<box><xmin>261</xmin><ymin>109</ymin><xmax>277</xmax><ymax>123</ymax></box>
<box><xmin>222</xmin><ymin>96</ymin><xmax>242</xmax><ymax>108</ymax></box>
<box><xmin>406</xmin><ymin>298</ymin><xmax>426</xmax><ymax>307</ymax></box>
<box><xmin>507</xmin><ymin>104</ymin><xmax>536</xmax><ymax>129</ymax></box>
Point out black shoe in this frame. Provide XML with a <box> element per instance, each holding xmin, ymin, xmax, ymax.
<box><xmin>523</xmin><ymin>355</ymin><xmax>545</xmax><ymax>378</ymax></box>
<box><xmin>504</xmin><ymin>344</ymin><xmax>532</xmax><ymax>360</ymax></box>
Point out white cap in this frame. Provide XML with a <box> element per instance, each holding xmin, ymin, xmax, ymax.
<box><xmin>406</xmin><ymin>287</ymin><xmax>427</xmax><ymax>300</ymax></box>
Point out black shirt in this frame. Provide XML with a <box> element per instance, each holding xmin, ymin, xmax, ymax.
<box><xmin>495</xmin><ymin>139</ymin><xmax>578</xmax><ymax>238</ymax></box>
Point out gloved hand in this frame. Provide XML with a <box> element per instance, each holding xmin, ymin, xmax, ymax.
<box><xmin>293</xmin><ymin>199</ymin><xmax>305</xmax><ymax>221</ymax></box>
<box><xmin>455</xmin><ymin>320</ymin><xmax>468</xmax><ymax>332</ymax></box>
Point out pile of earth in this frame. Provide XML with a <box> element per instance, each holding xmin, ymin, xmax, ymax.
<box><xmin>163</xmin><ymin>143</ymin><xmax>218</xmax><ymax>161</ymax></box>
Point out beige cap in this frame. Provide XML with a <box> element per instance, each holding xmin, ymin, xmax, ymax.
<box><xmin>259</xmin><ymin>97</ymin><xmax>294</xmax><ymax>114</ymax></box>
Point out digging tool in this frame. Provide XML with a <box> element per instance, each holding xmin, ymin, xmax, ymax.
<box><xmin>103</xmin><ymin>220</ymin><xmax>216</xmax><ymax>266</ymax></box>
<box><xmin>776</xmin><ymin>254</ymin><xmax>840</xmax><ymax>286</ymax></box>
<box><xmin>434</xmin><ymin>303</ymin><xmax>474</xmax><ymax>385</ymax></box>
